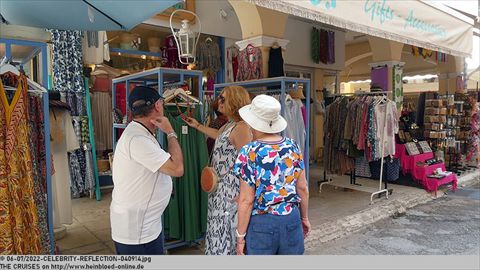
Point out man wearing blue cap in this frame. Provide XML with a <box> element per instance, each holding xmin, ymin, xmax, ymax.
<box><xmin>110</xmin><ymin>86</ymin><xmax>183</xmax><ymax>255</ymax></box>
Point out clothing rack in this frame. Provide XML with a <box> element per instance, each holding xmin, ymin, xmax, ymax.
<box><xmin>327</xmin><ymin>91</ymin><xmax>390</xmax><ymax>97</ymax></box>
<box><xmin>214</xmin><ymin>76</ymin><xmax>311</xmax><ymax>178</ymax></box>
<box><xmin>0</xmin><ymin>38</ymin><xmax>54</xmax><ymax>254</ymax></box>
<box><xmin>319</xmin><ymin>92</ymin><xmax>390</xmax><ymax>204</ymax></box>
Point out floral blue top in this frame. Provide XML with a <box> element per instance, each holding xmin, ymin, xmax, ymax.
<box><xmin>233</xmin><ymin>137</ymin><xmax>304</xmax><ymax>216</ymax></box>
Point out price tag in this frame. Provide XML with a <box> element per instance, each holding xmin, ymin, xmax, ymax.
<box><xmin>182</xmin><ymin>126</ymin><xmax>188</xmax><ymax>135</ymax></box>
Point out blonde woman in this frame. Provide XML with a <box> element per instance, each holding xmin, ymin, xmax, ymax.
<box><xmin>185</xmin><ymin>86</ymin><xmax>252</xmax><ymax>255</ymax></box>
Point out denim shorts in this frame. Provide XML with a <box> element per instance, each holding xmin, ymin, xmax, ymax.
<box><xmin>245</xmin><ymin>207</ymin><xmax>304</xmax><ymax>255</ymax></box>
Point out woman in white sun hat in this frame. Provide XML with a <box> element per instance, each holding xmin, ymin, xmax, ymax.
<box><xmin>232</xmin><ymin>94</ymin><xmax>311</xmax><ymax>255</ymax></box>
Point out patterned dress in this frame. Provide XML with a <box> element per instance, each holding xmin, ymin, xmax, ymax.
<box><xmin>0</xmin><ymin>76</ymin><xmax>42</xmax><ymax>254</ymax></box>
<box><xmin>205</xmin><ymin>121</ymin><xmax>240</xmax><ymax>255</ymax></box>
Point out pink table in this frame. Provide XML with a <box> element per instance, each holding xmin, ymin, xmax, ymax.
<box><xmin>395</xmin><ymin>144</ymin><xmax>434</xmax><ymax>175</ymax></box>
<box><xmin>412</xmin><ymin>163</ymin><xmax>445</xmax><ymax>181</ymax></box>
<box><xmin>395</xmin><ymin>144</ymin><xmax>457</xmax><ymax>196</ymax></box>
<box><xmin>423</xmin><ymin>174</ymin><xmax>458</xmax><ymax>197</ymax></box>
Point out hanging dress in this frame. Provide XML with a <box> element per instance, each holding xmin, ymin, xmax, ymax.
<box><xmin>0</xmin><ymin>76</ymin><xmax>42</xmax><ymax>254</ymax></box>
<box><xmin>205</xmin><ymin>121</ymin><xmax>240</xmax><ymax>255</ymax></box>
<box><xmin>27</xmin><ymin>95</ymin><xmax>53</xmax><ymax>254</ymax></box>
<box><xmin>163</xmin><ymin>107</ymin><xmax>208</xmax><ymax>242</ymax></box>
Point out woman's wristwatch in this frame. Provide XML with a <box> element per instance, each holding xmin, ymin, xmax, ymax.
<box><xmin>167</xmin><ymin>131</ymin><xmax>178</xmax><ymax>139</ymax></box>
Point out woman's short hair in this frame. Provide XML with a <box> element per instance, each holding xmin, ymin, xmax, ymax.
<box><xmin>222</xmin><ymin>86</ymin><xmax>251</xmax><ymax>121</ymax></box>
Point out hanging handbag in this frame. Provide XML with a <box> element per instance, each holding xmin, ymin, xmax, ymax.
<box><xmin>201</xmin><ymin>145</ymin><xmax>219</xmax><ymax>193</ymax></box>
<box><xmin>369</xmin><ymin>157</ymin><xmax>400</xmax><ymax>182</ymax></box>
<box><xmin>385</xmin><ymin>157</ymin><xmax>400</xmax><ymax>182</ymax></box>
<box><xmin>201</xmin><ymin>166</ymin><xmax>218</xmax><ymax>193</ymax></box>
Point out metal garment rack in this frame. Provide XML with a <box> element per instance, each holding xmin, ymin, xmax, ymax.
<box><xmin>0</xmin><ymin>38</ymin><xmax>54</xmax><ymax>254</ymax></box>
<box><xmin>214</xmin><ymin>76</ymin><xmax>311</xmax><ymax>179</ymax></box>
<box><xmin>319</xmin><ymin>92</ymin><xmax>390</xmax><ymax>204</ymax></box>
<box><xmin>111</xmin><ymin>67</ymin><xmax>203</xmax><ymax>148</ymax></box>
<box><xmin>111</xmin><ymin>67</ymin><xmax>203</xmax><ymax>251</ymax></box>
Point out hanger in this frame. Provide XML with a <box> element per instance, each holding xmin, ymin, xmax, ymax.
<box><xmin>246</xmin><ymin>43</ymin><xmax>255</xmax><ymax>51</ymax></box>
<box><xmin>1</xmin><ymin>61</ymin><xmax>46</xmax><ymax>94</ymax></box>
<box><xmin>205</xmin><ymin>36</ymin><xmax>213</xmax><ymax>43</ymax></box>
<box><xmin>0</xmin><ymin>63</ymin><xmax>20</xmax><ymax>76</ymax></box>
<box><xmin>272</xmin><ymin>41</ymin><xmax>280</xmax><ymax>49</ymax></box>
<box><xmin>164</xmin><ymin>88</ymin><xmax>202</xmax><ymax>106</ymax></box>
<box><xmin>285</xmin><ymin>94</ymin><xmax>293</xmax><ymax>102</ymax></box>
<box><xmin>27</xmin><ymin>78</ymin><xmax>47</xmax><ymax>93</ymax></box>
<box><xmin>2</xmin><ymin>78</ymin><xmax>47</xmax><ymax>94</ymax></box>
<box><xmin>373</xmin><ymin>94</ymin><xmax>387</xmax><ymax>106</ymax></box>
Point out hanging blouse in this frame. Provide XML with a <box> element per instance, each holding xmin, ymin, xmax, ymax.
<box><xmin>196</xmin><ymin>39</ymin><xmax>221</xmax><ymax>73</ymax></box>
<box><xmin>319</xmin><ymin>29</ymin><xmax>328</xmax><ymax>64</ymax></box>
<box><xmin>226</xmin><ymin>46</ymin><xmax>239</xmax><ymax>82</ymax></box>
<box><xmin>236</xmin><ymin>45</ymin><xmax>263</xmax><ymax>81</ymax></box>
<box><xmin>82</xmin><ymin>31</ymin><xmax>110</xmax><ymax>65</ymax></box>
<box><xmin>374</xmin><ymin>100</ymin><xmax>399</xmax><ymax>159</ymax></box>
<box><xmin>164</xmin><ymin>35</ymin><xmax>180</xmax><ymax>68</ymax></box>
<box><xmin>327</xmin><ymin>30</ymin><xmax>335</xmax><ymax>64</ymax></box>
<box><xmin>284</xmin><ymin>97</ymin><xmax>306</xmax><ymax>155</ymax></box>
<box><xmin>268</xmin><ymin>47</ymin><xmax>284</xmax><ymax>77</ymax></box>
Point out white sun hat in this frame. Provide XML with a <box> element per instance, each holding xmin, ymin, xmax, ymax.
<box><xmin>239</xmin><ymin>94</ymin><xmax>287</xmax><ymax>134</ymax></box>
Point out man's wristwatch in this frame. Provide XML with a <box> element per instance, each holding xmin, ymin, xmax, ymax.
<box><xmin>167</xmin><ymin>131</ymin><xmax>178</xmax><ymax>139</ymax></box>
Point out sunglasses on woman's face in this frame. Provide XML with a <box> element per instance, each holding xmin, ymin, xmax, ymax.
<box><xmin>218</xmin><ymin>94</ymin><xmax>226</xmax><ymax>104</ymax></box>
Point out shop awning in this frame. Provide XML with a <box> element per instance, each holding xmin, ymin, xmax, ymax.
<box><xmin>0</xmin><ymin>0</ymin><xmax>180</xmax><ymax>31</ymax></box>
<box><xmin>246</xmin><ymin>0</ymin><xmax>474</xmax><ymax>57</ymax></box>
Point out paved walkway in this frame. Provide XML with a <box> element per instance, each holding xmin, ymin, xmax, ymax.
<box><xmin>307</xmin><ymin>182</ymin><xmax>480</xmax><ymax>255</ymax></box>
<box><xmin>55</xmin><ymin>166</ymin><xmax>479</xmax><ymax>255</ymax></box>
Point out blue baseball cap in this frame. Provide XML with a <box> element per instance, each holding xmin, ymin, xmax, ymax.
<box><xmin>128</xmin><ymin>86</ymin><xmax>163</xmax><ymax>112</ymax></box>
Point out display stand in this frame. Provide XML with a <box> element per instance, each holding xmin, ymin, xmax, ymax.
<box><xmin>0</xmin><ymin>38</ymin><xmax>54</xmax><ymax>254</ymax></box>
<box><xmin>214</xmin><ymin>76</ymin><xmax>311</xmax><ymax>178</ymax></box>
<box><xmin>111</xmin><ymin>67</ymin><xmax>203</xmax><ymax>251</ymax></box>
<box><xmin>319</xmin><ymin>92</ymin><xmax>390</xmax><ymax>204</ymax></box>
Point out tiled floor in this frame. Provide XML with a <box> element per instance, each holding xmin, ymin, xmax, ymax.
<box><xmin>56</xmin><ymin>165</ymin><xmax>429</xmax><ymax>255</ymax></box>
<box><xmin>57</xmin><ymin>191</ymin><xmax>116</xmax><ymax>255</ymax></box>
<box><xmin>56</xmin><ymin>190</ymin><xmax>205</xmax><ymax>255</ymax></box>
